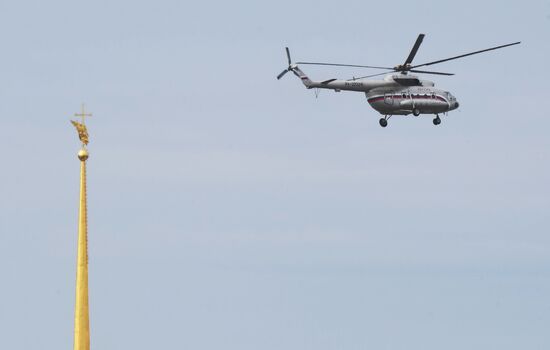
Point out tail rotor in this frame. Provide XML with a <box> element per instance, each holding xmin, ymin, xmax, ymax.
<box><xmin>276</xmin><ymin>47</ymin><xmax>296</xmax><ymax>80</ymax></box>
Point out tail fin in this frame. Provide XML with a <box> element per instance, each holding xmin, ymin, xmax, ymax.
<box><xmin>293</xmin><ymin>66</ymin><xmax>313</xmax><ymax>88</ymax></box>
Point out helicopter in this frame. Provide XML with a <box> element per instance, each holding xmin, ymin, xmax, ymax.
<box><xmin>277</xmin><ymin>34</ymin><xmax>520</xmax><ymax>127</ymax></box>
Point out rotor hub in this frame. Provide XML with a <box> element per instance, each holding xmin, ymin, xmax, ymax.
<box><xmin>394</xmin><ymin>64</ymin><xmax>411</xmax><ymax>72</ymax></box>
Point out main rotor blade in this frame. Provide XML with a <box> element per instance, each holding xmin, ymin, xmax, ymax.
<box><xmin>277</xmin><ymin>69</ymin><xmax>289</xmax><ymax>80</ymax></box>
<box><xmin>286</xmin><ymin>47</ymin><xmax>291</xmax><ymax>65</ymax></box>
<box><xmin>295</xmin><ymin>61</ymin><xmax>393</xmax><ymax>70</ymax></box>
<box><xmin>411</xmin><ymin>41</ymin><xmax>521</xmax><ymax>69</ymax></box>
<box><xmin>404</xmin><ymin>33</ymin><xmax>425</xmax><ymax>65</ymax></box>
<box><xmin>408</xmin><ymin>69</ymin><xmax>454</xmax><ymax>76</ymax></box>
<box><xmin>348</xmin><ymin>71</ymin><xmax>394</xmax><ymax>80</ymax></box>
<box><xmin>321</xmin><ymin>78</ymin><xmax>337</xmax><ymax>84</ymax></box>
<box><xmin>351</xmin><ymin>69</ymin><xmax>454</xmax><ymax>80</ymax></box>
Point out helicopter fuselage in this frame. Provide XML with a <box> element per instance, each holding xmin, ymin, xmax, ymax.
<box><xmin>366</xmin><ymin>86</ymin><xmax>459</xmax><ymax>116</ymax></box>
<box><xmin>301</xmin><ymin>71</ymin><xmax>459</xmax><ymax>116</ymax></box>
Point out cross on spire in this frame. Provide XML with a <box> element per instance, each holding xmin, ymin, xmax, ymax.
<box><xmin>75</xmin><ymin>103</ymin><xmax>92</xmax><ymax>125</ymax></box>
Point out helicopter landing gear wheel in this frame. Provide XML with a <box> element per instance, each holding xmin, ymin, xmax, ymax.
<box><xmin>379</xmin><ymin>118</ymin><xmax>388</xmax><ymax>128</ymax></box>
<box><xmin>413</xmin><ymin>108</ymin><xmax>420</xmax><ymax>117</ymax></box>
<box><xmin>433</xmin><ymin>115</ymin><xmax>441</xmax><ymax>126</ymax></box>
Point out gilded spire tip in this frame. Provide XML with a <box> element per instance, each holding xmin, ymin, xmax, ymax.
<box><xmin>72</xmin><ymin>104</ymin><xmax>92</xmax><ymax>147</ymax></box>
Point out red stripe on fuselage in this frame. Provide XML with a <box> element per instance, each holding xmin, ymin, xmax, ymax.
<box><xmin>367</xmin><ymin>95</ymin><xmax>447</xmax><ymax>104</ymax></box>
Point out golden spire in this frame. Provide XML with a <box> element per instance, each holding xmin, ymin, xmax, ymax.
<box><xmin>71</xmin><ymin>104</ymin><xmax>91</xmax><ymax>350</ymax></box>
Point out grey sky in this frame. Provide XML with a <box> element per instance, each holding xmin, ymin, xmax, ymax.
<box><xmin>0</xmin><ymin>0</ymin><xmax>549</xmax><ymax>349</ymax></box>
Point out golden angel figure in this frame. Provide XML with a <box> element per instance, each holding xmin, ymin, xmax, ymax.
<box><xmin>71</xmin><ymin>120</ymin><xmax>89</xmax><ymax>145</ymax></box>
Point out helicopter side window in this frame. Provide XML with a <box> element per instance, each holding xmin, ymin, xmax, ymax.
<box><xmin>402</xmin><ymin>93</ymin><xmax>406</xmax><ymax>98</ymax></box>
<box><xmin>432</xmin><ymin>93</ymin><xmax>435</xmax><ymax>99</ymax></box>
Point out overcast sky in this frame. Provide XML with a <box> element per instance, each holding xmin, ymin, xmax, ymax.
<box><xmin>0</xmin><ymin>1</ymin><xmax>549</xmax><ymax>349</ymax></box>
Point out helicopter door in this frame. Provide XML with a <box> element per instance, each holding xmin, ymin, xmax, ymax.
<box><xmin>384</xmin><ymin>93</ymin><xmax>393</xmax><ymax>105</ymax></box>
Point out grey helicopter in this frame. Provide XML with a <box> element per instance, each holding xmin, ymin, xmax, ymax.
<box><xmin>277</xmin><ymin>34</ymin><xmax>520</xmax><ymax>127</ymax></box>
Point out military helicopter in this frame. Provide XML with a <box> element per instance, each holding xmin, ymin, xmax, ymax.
<box><xmin>277</xmin><ymin>34</ymin><xmax>520</xmax><ymax>127</ymax></box>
